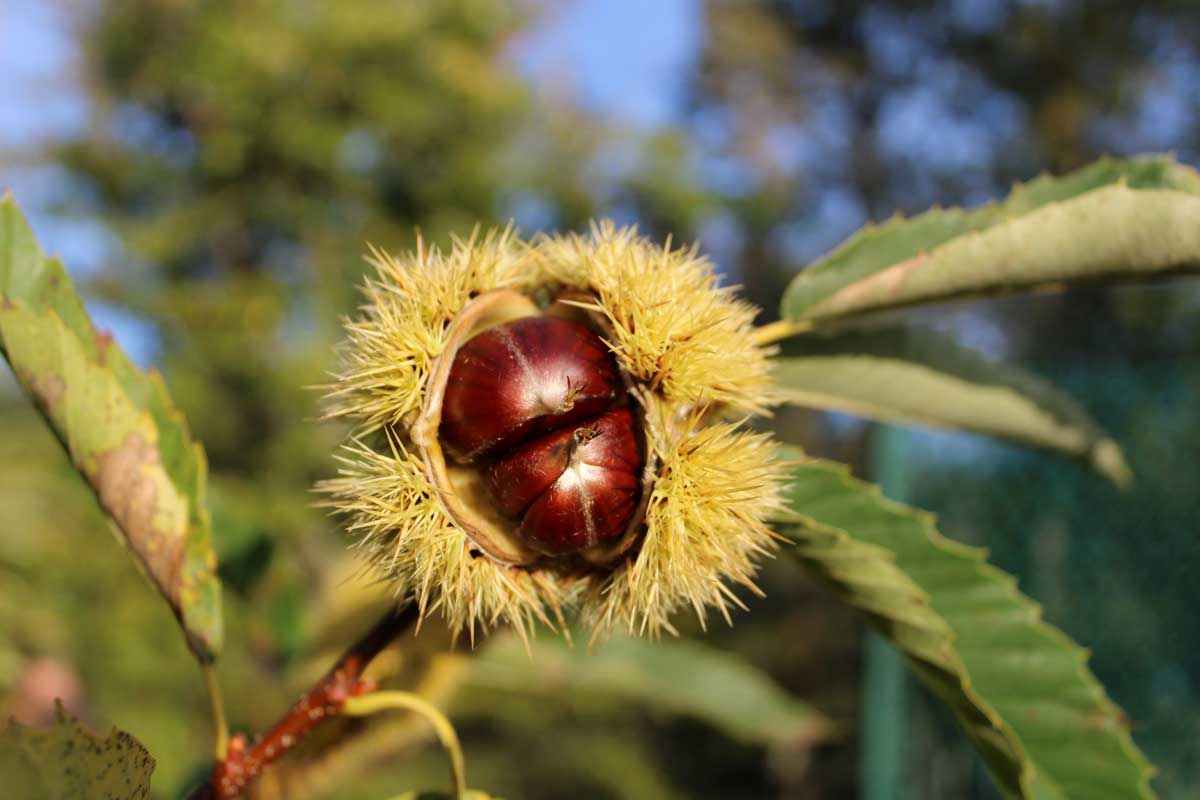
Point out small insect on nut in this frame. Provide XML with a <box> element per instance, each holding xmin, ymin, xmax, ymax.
<box><xmin>487</xmin><ymin>407</ymin><xmax>642</xmax><ymax>556</ymax></box>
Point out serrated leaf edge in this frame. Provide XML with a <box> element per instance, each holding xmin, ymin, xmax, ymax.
<box><xmin>779</xmin><ymin>455</ymin><xmax>1156</xmax><ymax>799</ymax></box>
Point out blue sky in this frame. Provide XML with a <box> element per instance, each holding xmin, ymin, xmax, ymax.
<box><xmin>4</xmin><ymin>1</ymin><xmax>1197</xmax><ymax>372</ymax></box>
<box><xmin>0</xmin><ymin>3</ymin><xmax>156</xmax><ymax>364</ymax></box>
<box><xmin>0</xmin><ymin>0</ymin><xmax>702</xmax><ymax>367</ymax></box>
<box><xmin>516</xmin><ymin>0</ymin><xmax>700</xmax><ymax>129</ymax></box>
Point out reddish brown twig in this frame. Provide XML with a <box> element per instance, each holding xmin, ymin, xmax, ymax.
<box><xmin>195</xmin><ymin>604</ymin><xmax>419</xmax><ymax>800</ymax></box>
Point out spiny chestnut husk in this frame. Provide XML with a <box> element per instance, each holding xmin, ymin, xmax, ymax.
<box><xmin>321</xmin><ymin>223</ymin><xmax>786</xmax><ymax>640</ymax></box>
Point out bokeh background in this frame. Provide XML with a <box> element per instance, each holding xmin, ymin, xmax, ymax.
<box><xmin>2</xmin><ymin>1</ymin><xmax>1199</xmax><ymax>798</ymax></box>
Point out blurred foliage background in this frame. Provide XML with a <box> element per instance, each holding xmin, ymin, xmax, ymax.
<box><xmin>1</xmin><ymin>1</ymin><xmax>1198</xmax><ymax>797</ymax></box>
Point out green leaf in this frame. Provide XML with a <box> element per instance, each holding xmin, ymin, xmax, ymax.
<box><xmin>782</xmin><ymin>155</ymin><xmax>1200</xmax><ymax>324</ymax></box>
<box><xmin>1</xmin><ymin>702</ymin><xmax>155</xmax><ymax>799</ymax></box>
<box><xmin>773</xmin><ymin>326</ymin><xmax>1130</xmax><ymax>485</ymax></box>
<box><xmin>467</xmin><ymin>633</ymin><xmax>828</xmax><ymax>749</ymax></box>
<box><xmin>389</xmin><ymin>792</ymin><xmax>497</xmax><ymax>800</ymax></box>
<box><xmin>0</xmin><ymin>196</ymin><xmax>222</xmax><ymax>662</ymax></box>
<box><xmin>778</xmin><ymin>454</ymin><xmax>1155</xmax><ymax>799</ymax></box>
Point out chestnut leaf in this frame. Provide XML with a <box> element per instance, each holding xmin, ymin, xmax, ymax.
<box><xmin>1</xmin><ymin>702</ymin><xmax>155</xmax><ymax>800</ymax></box>
<box><xmin>782</xmin><ymin>154</ymin><xmax>1200</xmax><ymax>324</ymax></box>
<box><xmin>778</xmin><ymin>454</ymin><xmax>1155</xmax><ymax>799</ymax></box>
<box><xmin>773</xmin><ymin>324</ymin><xmax>1129</xmax><ymax>486</ymax></box>
<box><xmin>0</xmin><ymin>196</ymin><xmax>222</xmax><ymax>662</ymax></box>
<box><xmin>465</xmin><ymin>632</ymin><xmax>829</xmax><ymax>750</ymax></box>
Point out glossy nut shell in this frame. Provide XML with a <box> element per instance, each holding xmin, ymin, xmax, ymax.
<box><xmin>440</xmin><ymin>316</ymin><xmax>620</xmax><ymax>463</ymax></box>
<box><xmin>486</xmin><ymin>407</ymin><xmax>642</xmax><ymax>556</ymax></box>
<box><xmin>413</xmin><ymin>289</ymin><xmax>652</xmax><ymax>567</ymax></box>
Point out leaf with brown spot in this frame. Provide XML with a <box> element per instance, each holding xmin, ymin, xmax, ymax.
<box><xmin>782</xmin><ymin>154</ymin><xmax>1200</xmax><ymax>324</ymax></box>
<box><xmin>0</xmin><ymin>195</ymin><xmax>222</xmax><ymax>661</ymax></box>
<box><xmin>1</xmin><ymin>702</ymin><xmax>155</xmax><ymax>799</ymax></box>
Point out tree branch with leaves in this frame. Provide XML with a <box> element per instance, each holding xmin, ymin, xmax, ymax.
<box><xmin>3</xmin><ymin>154</ymin><xmax>1199</xmax><ymax>798</ymax></box>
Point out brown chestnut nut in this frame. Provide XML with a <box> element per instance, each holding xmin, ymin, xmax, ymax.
<box><xmin>437</xmin><ymin>311</ymin><xmax>645</xmax><ymax>559</ymax></box>
<box><xmin>440</xmin><ymin>316</ymin><xmax>621</xmax><ymax>463</ymax></box>
<box><xmin>486</xmin><ymin>407</ymin><xmax>642</xmax><ymax>556</ymax></box>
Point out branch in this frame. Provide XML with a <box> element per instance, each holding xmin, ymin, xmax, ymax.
<box><xmin>193</xmin><ymin>603</ymin><xmax>420</xmax><ymax>800</ymax></box>
<box><xmin>251</xmin><ymin>656</ymin><xmax>470</xmax><ymax>800</ymax></box>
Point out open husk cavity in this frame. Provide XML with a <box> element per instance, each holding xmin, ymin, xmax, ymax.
<box><xmin>320</xmin><ymin>222</ymin><xmax>787</xmax><ymax>640</ymax></box>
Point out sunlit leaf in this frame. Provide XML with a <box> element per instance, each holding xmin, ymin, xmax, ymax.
<box><xmin>1</xmin><ymin>702</ymin><xmax>155</xmax><ymax>799</ymax></box>
<box><xmin>774</xmin><ymin>325</ymin><xmax>1130</xmax><ymax>485</ymax></box>
<box><xmin>0</xmin><ymin>196</ymin><xmax>222</xmax><ymax>661</ymax></box>
<box><xmin>779</xmin><ymin>454</ymin><xmax>1155</xmax><ymax>799</ymax></box>
<box><xmin>782</xmin><ymin>155</ymin><xmax>1200</xmax><ymax>324</ymax></box>
<box><xmin>466</xmin><ymin>633</ymin><xmax>828</xmax><ymax>749</ymax></box>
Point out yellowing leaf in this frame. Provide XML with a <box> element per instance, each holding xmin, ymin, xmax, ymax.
<box><xmin>0</xmin><ymin>196</ymin><xmax>222</xmax><ymax>661</ymax></box>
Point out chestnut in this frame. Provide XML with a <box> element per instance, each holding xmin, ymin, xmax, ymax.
<box><xmin>437</xmin><ymin>313</ymin><xmax>645</xmax><ymax>559</ymax></box>
<box><xmin>486</xmin><ymin>407</ymin><xmax>642</xmax><ymax>556</ymax></box>
<box><xmin>440</xmin><ymin>316</ymin><xmax>621</xmax><ymax>463</ymax></box>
